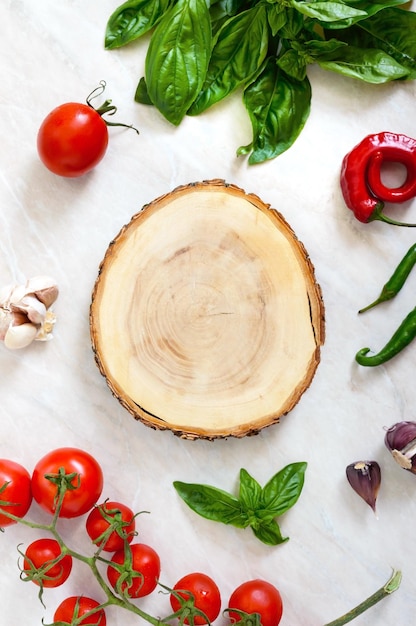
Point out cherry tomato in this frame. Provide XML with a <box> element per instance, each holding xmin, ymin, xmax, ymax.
<box><xmin>31</xmin><ymin>448</ymin><xmax>103</xmax><ymax>518</ymax></box>
<box><xmin>170</xmin><ymin>572</ymin><xmax>221</xmax><ymax>625</ymax></box>
<box><xmin>54</xmin><ymin>596</ymin><xmax>106</xmax><ymax>625</ymax></box>
<box><xmin>228</xmin><ymin>580</ymin><xmax>283</xmax><ymax>626</ymax></box>
<box><xmin>23</xmin><ymin>538</ymin><xmax>72</xmax><ymax>588</ymax></box>
<box><xmin>37</xmin><ymin>101</ymin><xmax>108</xmax><ymax>178</ymax></box>
<box><xmin>86</xmin><ymin>501</ymin><xmax>136</xmax><ymax>552</ymax></box>
<box><xmin>0</xmin><ymin>459</ymin><xmax>32</xmax><ymax>527</ymax></box>
<box><xmin>107</xmin><ymin>542</ymin><xmax>160</xmax><ymax>598</ymax></box>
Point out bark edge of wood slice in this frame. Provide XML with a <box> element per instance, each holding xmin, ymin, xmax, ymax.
<box><xmin>90</xmin><ymin>179</ymin><xmax>325</xmax><ymax>440</ymax></box>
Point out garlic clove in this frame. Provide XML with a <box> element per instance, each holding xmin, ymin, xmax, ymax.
<box><xmin>4</xmin><ymin>322</ymin><xmax>38</xmax><ymax>350</ymax></box>
<box><xmin>346</xmin><ymin>461</ymin><xmax>381</xmax><ymax>513</ymax></box>
<box><xmin>385</xmin><ymin>421</ymin><xmax>416</xmax><ymax>474</ymax></box>
<box><xmin>12</xmin><ymin>295</ymin><xmax>47</xmax><ymax>325</ymax></box>
<box><xmin>10</xmin><ymin>311</ymin><xmax>29</xmax><ymax>326</ymax></box>
<box><xmin>33</xmin><ymin>285</ymin><xmax>59</xmax><ymax>308</ymax></box>
<box><xmin>25</xmin><ymin>276</ymin><xmax>59</xmax><ymax>308</ymax></box>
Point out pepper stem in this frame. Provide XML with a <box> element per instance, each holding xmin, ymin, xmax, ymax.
<box><xmin>322</xmin><ymin>569</ymin><xmax>402</xmax><ymax>626</ymax></box>
<box><xmin>358</xmin><ymin>291</ymin><xmax>393</xmax><ymax>314</ymax></box>
<box><xmin>371</xmin><ymin>204</ymin><xmax>416</xmax><ymax>227</ymax></box>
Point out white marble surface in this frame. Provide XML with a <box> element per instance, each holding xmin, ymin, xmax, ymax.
<box><xmin>1</xmin><ymin>1</ymin><xmax>416</xmax><ymax>624</ymax></box>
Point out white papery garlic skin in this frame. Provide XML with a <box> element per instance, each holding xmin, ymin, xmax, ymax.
<box><xmin>0</xmin><ymin>276</ymin><xmax>59</xmax><ymax>350</ymax></box>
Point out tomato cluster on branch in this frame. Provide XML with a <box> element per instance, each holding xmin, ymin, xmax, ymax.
<box><xmin>0</xmin><ymin>448</ymin><xmax>283</xmax><ymax>626</ymax></box>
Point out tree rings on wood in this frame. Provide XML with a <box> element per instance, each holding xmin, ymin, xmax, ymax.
<box><xmin>90</xmin><ymin>180</ymin><xmax>325</xmax><ymax>440</ymax></box>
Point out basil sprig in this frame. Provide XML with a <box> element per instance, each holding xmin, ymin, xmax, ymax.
<box><xmin>105</xmin><ymin>1</ymin><xmax>416</xmax><ymax>163</ymax></box>
<box><xmin>173</xmin><ymin>462</ymin><xmax>307</xmax><ymax>546</ymax></box>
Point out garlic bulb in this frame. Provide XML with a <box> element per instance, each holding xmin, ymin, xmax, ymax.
<box><xmin>0</xmin><ymin>276</ymin><xmax>59</xmax><ymax>350</ymax></box>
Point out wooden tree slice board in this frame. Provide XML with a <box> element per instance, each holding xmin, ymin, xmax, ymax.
<box><xmin>90</xmin><ymin>180</ymin><xmax>325</xmax><ymax>440</ymax></box>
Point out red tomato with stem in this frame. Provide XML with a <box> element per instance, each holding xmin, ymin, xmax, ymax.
<box><xmin>170</xmin><ymin>572</ymin><xmax>221</xmax><ymax>625</ymax></box>
<box><xmin>37</xmin><ymin>81</ymin><xmax>139</xmax><ymax>178</ymax></box>
<box><xmin>31</xmin><ymin>447</ymin><xmax>103</xmax><ymax>518</ymax></box>
<box><xmin>228</xmin><ymin>580</ymin><xmax>283</xmax><ymax>626</ymax></box>
<box><xmin>107</xmin><ymin>542</ymin><xmax>160</xmax><ymax>598</ymax></box>
<box><xmin>86</xmin><ymin>500</ymin><xmax>136</xmax><ymax>552</ymax></box>
<box><xmin>54</xmin><ymin>596</ymin><xmax>106</xmax><ymax>625</ymax></box>
<box><xmin>23</xmin><ymin>537</ymin><xmax>72</xmax><ymax>587</ymax></box>
<box><xmin>0</xmin><ymin>459</ymin><xmax>32</xmax><ymax>527</ymax></box>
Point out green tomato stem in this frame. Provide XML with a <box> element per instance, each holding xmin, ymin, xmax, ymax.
<box><xmin>87</xmin><ymin>80</ymin><xmax>140</xmax><ymax>133</ymax></box>
<box><xmin>323</xmin><ymin>569</ymin><xmax>402</xmax><ymax>626</ymax></box>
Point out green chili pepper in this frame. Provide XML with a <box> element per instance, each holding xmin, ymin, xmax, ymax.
<box><xmin>356</xmin><ymin>306</ymin><xmax>416</xmax><ymax>366</ymax></box>
<box><xmin>359</xmin><ymin>243</ymin><xmax>416</xmax><ymax>313</ymax></box>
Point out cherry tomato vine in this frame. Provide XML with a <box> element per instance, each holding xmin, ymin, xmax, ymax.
<box><xmin>0</xmin><ymin>450</ymin><xmax>402</xmax><ymax>626</ymax></box>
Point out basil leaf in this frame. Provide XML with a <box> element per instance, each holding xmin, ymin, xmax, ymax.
<box><xmin>145</xmin><ymin>0</ymin><xmax>212</xmax><ymax>125</ymax></box>
<box><xmin>238</xmin><ymin>60</ymin><xmax>311</xmax><ymax>164</ymax></box>
<box><xmin>278</xmin><ymin>38</ymin><xmax>348</xmax><ymax>79</ymax></box>
<box><xmin>292</xmin><ymin>0</ymin><xmax>367</xmax><ymax>22</ymax></box>
<box><xmin>267</xmin><ymin>6</ymin><xmax>287</xmax><ymax>36</ymax></box>
<box><xmin>279</xmin><ymin>7</ymin><xmax>304</xmax><ymax>39</ymax></box>
<box><xmin>261</xmin><ymin>462</ymin><xmax>307</xmax><ymax>517</ymax></box>
<box><xmin>303</xmin><ymin>38</ymin><xmax>349</xmax><ymax>56</ymax></box>
<box><xmin>335</xmin><ymin>7</ymin><xmax>416</xmax><ymax>77</ymax></box>
<box><xmin>210</xmin><ymin>0</ymin><xmax>248</xmax><ymax>35</ymax></box>
<box><xmin>134</xmin><ymin>77</ymin><xmax>153</xmax><ymax>105</ymax></box>
<box><xmin>211</xmin><ymin>0</ymin><xmax>247</xmax><ymax>19</ymax></box>
<box><xmin>317</xmin><ymin>45</ymin><xmax>410</xmax><ymax>82</ymax></box>
<box><xmin>251</xmin><ymin>519</ymin><xmax>288</xmax><ymax>546</ymax></box>
<box><xmin>105</xmin><ymin>0</ymin><xmax>171</xmax><ymax>49</ymax></box>
<box><xmin>188</xmin><ymin>4</ymin><xmax>269</xmax><ymax>115</ymax></box>
<box><xmin>238</xmin><ymin>468</ymin><xmax>262</xmax><ymax>511</ymax></box>
<box><xmin>173</xmin><ymin>481</ymin><xmax>249</xmax><ymax>527</ymax></box>
<box><xmin>277</xmin><ymin>49</ymin><xmax>308</xmax><ymax>81</ymax></box>
<box><xmin>322</xmin><ymin>0</ymin><xmax>409</xmax><ymax>29</ymax></box>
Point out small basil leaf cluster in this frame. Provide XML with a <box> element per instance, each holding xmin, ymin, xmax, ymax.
<box><xmin>173</xmin><ymin>462</ymin><xmax>307</xmax><ymax>546</ymax></box>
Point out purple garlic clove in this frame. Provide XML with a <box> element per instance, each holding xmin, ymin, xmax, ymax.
<box><xmin>346</xmin><ymin>461</ymin><xmax>381</xmax><ymax>513</ymax></box>
<box><xmin>385</xmin><ymin>421</ymin><xmax>416</xmax><ymax>474</ymax></box>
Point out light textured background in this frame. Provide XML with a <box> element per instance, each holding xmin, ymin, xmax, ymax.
<box><xmin>1</xmin><ymin>1</ymin><xmax>416</xmax><ymax>624</ymax></box>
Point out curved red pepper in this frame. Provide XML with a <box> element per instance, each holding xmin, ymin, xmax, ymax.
<box><xmin>340</xmin><ymin>132</ymin><xmax>416</xmax><ymax>226</ymax></box>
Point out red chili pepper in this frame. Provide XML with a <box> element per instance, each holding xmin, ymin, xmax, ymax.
<box><xmin>340</xmin><ymin>132</ymin><xmax>416</xmax><ymax>226</ymax></box>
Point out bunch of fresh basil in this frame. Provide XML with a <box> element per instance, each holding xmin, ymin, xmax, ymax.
<box><xmin>105</xmin><ymin>0</ymin><xmax>416</xmax><ymax>164</ymax></box>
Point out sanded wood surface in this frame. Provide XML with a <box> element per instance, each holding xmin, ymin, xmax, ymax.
<box><xmin>90</xmin><ymin>180</ymin><xmax>325</xmax><ymax>439</ymax></box>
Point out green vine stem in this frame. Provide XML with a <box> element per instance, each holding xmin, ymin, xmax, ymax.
<box><xmin>323</xmin><ymin>569</ymin><xmax>402</xmax><ymax>626</ymax></box>
<box><xmin>0</xmin><ymin>472</ymin><xmax>403</xmax><ymax>626</ymax></box>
